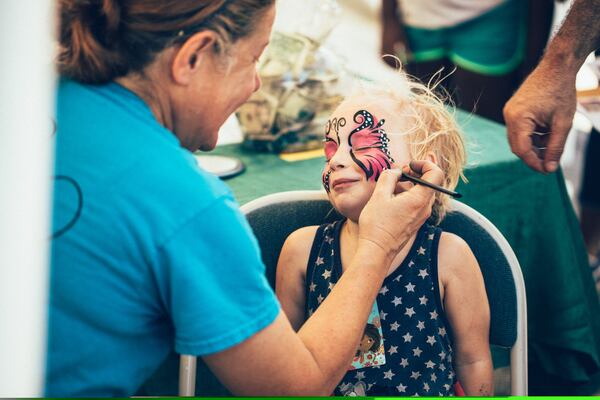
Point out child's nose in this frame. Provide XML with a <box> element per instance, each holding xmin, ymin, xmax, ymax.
<box><xmin>329</xmin><ymin>146</ymin><xmax>352</xmax><ymax>170</ymax></box>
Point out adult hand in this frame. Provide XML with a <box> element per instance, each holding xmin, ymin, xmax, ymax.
<box><xmin>358</xmin><ymin>160</ymin><xmax>444</xmax><ymax>257</ymax></box>
<box><xmin>503</xmin><ymin>61</ymin><xmax>577</xmax><ymax>173</ymax></box>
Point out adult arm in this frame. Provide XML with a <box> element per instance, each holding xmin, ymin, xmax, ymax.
<box><xmin>438</xmin><ymin>233</ymin><xmax>493</xmax><ymax>396</ymax></box>
<box><xmin>381</xmin><ymin>0</ymin><xmax>411</xmax><ymax>67</ymax></box>
<box><xmin>204</xmin><ymin>162</ymin><xmax>444</xmax><ymax>396</ymax></box>
<box><xmin>504</xmin><ymin>0</ymin><xmax>600</xmax><ymax>173</ymax></box>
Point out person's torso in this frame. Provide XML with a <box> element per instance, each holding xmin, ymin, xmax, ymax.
<box><xmin>305</xmin><ymin>220</ymin><xmax>456</xmax><ymax>396</ymax></box>
<box><xmin>47</xmin><ymin>79</ymin><xmax>230</xmax><ymax>396</ymax></box>
<box><xmin>397</xmin><ymin>0</ymin><xmax>505</xmax><ymax>29</ymax></box>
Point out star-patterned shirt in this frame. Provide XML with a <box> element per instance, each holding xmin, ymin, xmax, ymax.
<box><xmin>305</xmin><ymin>220</ymin><xmax>456</xmax><ymax>396</ymax></box>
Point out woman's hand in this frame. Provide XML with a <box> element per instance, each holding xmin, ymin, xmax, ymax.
<box><xmin>358</xmin><ymin>161</ymin><xmax>444</xmax><ymax>260</ymax></box>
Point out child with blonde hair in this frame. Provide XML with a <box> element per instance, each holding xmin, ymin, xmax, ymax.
<box><xmin>276</xmin><ymin>73</ymin><xmax>493</xmax><ymax>396</ymax></box>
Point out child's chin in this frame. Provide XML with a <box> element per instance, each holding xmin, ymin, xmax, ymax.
<box><xmin>333</xmin><ymin>200</ymin><xmax>367</xmax><ymax>221</ymax></box>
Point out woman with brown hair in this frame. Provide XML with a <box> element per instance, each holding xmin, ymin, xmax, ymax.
<box><xmin>48</xmin><ymin>0</ymin><xmax>443</xmax><ymax>396</ymax></box>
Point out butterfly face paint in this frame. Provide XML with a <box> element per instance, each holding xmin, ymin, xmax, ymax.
<box><xmin>348</xmin><ymin>110</ymin><xmax>395</xmax><ymax>181</ymax></box>
<box><xmin>322</xmin><ymin>117</ymin><xmax>346</xmax><ymax>192</ymax></box>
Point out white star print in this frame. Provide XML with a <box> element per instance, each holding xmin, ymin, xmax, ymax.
<box><xmin>431</xmin><ymin>373</ymin><xmax>437</xmax><ymax>382</ymax></box>
<box><xmin>394</xmin><ymin>274</ymin><xmax>403</xmax><ymax>281</ymax></box>
<box><xmin>402</xmin><ymin>332</ymin><xmax>413</xmax><ymax>342</ymax></box>
<box><xmin>448</xmin><ymin>371</ymin><xmax>455</xmax><ymax>380</ymax></box>
<box><xmin>392</xmin><ymin>296</ymin><xmax>402</xmax><ymax>306</ymax></box>
<box><xmin>315</xmin><ymin>257</ymin><xmax>325</xmax><ymax>266</ymax></box>
<box><xmin>444</xmin><ymin>384</ymin><xmax>451</xmax><ymax>391</ymax></box>
<box><xmin>419</xmin><ymin>295</ymin><xmax>428</xmax><ymax>305</ymax></box>
<box><xmin>439</xmin><ymin>364</ymin><xmax>446</xmax><ymax>371</ymax></box>
<box><xmin>355</xmin><ymin>371</ymin><xmax>365</xmax><ymax>380</ymax></box>
<box><xmin>388</xmin><ymin>345</ymin><xmax>398</xmax><ymax>355</ymax></box>
<box><xmin>404</xmin><ymin>307</ymin><xmax>416</xmax><ymax>317</ymax></box>
<box><xmin>328</xmin><ymin>282</ymin><xmax>335</xmax><ymax>290</ymax></box>
<box><xmin>438</xmin><ymin>327</ymin><xmax>446</xmax><ymax>337</ymax></box>
<box><xmin>380</xmin><ymin>310</ymin><xmax>388</xmax><ymax>320</ymax></box>
<box><xmin>405</xmin><ymin>282</ymin><xmax>416</xmax><ymax>292</ymax></box>
<box><xmin>317</xmin><ymin>294</ymin><xmax>324</xmax><ymax>303</ymax></box>
<box><xmin>309</xmin><ymin>282</ymin><xmax>316</xmax><ymax>292</ymax></box>
<box><xmin>418</xmin><ymin>269</ymin><xmax>429</xmax><ymax>279</ymax></box>
<box><xmin>379</xmin><ymin>286</ymin><xmax>389</xmax><ymax>295</ymax></box>
<box><xmin>396</xmin><ymin>383</ymin><xmax>407</xmax><ymax>393</ymax></box>
<box><xmin>410</xmin><ymin>371</ymin><xmax>421</xmax><ymax>380</ymax></box>
<box><xmin>425</xmin><ymin>360</ymin><xmax>436</xmax><ymax>369</ymax></box>
<box><xmin>408</xmin><ymin>260</ymin><xmax>415</xmax><ymax>268</ymax></box>
<box><xmin>417</xmin><ymin>320</ymin><xmax>425</xmax><ymax>331</ymax></box>
<box><xmin>413</xmin><ymin>347</ymin><xmax>422</xmax><ymax>357</ymax></box>
<box><xmin>430</xmin><ymin>310</ymin><xmax>438</xmax><ymax>320</ymax></box>
<box><xmin>390</xmin><ymin>321</ymin><xmax>400</xmax><ymax>331</ymax></box>
<box><xmin>383</xmin><ymin>369</ymin><xmax>395</xmax><ymax>380</ymax></box>
<box><xmin>427</xmin><ymin>336</ymin><xmax>437</xmax><ymax>346</ymax></box>
<box><xmin>308</xmin><ymin>308</ymin><xmax>314</xmax><ymax>316</ymax></box>
<box><xmin>331</xmin><ymin>249</ymin><xmax>335</xmax><ymax>257</ymax></box>
<box><xmin>322</xmin><ymin>269</ymin><xmax>331</xmax><ymax>279</ymax></box>
<box><xmin>428</xmin><ymin>233</ymin><xmax>435</xmax><ymax>241</ymax></box>
<box><xmin>417</xmin><ymin>246</ymin><xmax>426</xmax><ymax>255</ymax></box>
<box><xmin>423</xmin><ymin>382</ymin><xmax>430</xmax><ymax>392</ymax></box>
<box><xmin>325</xmin><ymin>236</ymin><xmax>334</xmax><ymax>244</ymax></box>
<box><xmin>400</xmin><ymin>358</ymin><xmax>409</xmax><ymax>367</ymax></box>
<box><xmin>439</xmin><ymin>350</ymin><xmax>446</xmax><ymax>360</ymax></box>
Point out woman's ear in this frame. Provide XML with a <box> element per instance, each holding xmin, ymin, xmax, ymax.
<box><xmin>171</xmin><ymin>31</ymin><xmax>218</xmax><ymax>85</ymax></box>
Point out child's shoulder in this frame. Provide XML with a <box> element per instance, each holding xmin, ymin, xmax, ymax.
<box><xmin>436</xmin><ymin>230</ymin><xmax>480</xmax><ymax>276</ymax></box>
<box><xmin>278</xmin><ymin>225</ymin><xmax>321</xmax><ymax>274</ymax></box>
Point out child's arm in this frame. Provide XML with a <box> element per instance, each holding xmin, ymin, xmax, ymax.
<box><xmin>438</xmin><ymin>233</ymin><xmax>494</xmax><ymax>396</ymax></box>
<box><xmin>275</xmin><ymin>226</ymin><xmax>319</xmax><ymax>331</ymax></box>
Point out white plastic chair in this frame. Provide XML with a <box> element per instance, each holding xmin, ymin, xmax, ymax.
<box><xmin>179</xmin><ymin>190</ymin><xmax>528</xmax><ymax>395</ymax></box>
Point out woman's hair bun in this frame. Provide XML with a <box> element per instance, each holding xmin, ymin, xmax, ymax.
<box><xmin>58</xmin><ymin>0</ymin><xmax>127</xmax><ymax>84</ymax></box>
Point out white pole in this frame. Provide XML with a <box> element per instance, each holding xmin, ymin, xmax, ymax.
<box><xmin>0</xmin><ymin>0</ymin><xmax>55</xmax><ymax>396</ymax></box>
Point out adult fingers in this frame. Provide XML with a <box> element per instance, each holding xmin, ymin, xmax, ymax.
<box><xmin>505</xmin><ymin>112</ymin><xmax>545</xmax><ymax>173</ymax></box>
<box><xmin>372</xmin><ymin>168</ymin><xmax>402</xmax><ymax>198</ymax></box>
<box><xmin>543</xmin><ymin>112</ymin><xmax>574</xmax><ymax>173</ymax></box>
<box><xmin>407</xmin><ymin>160</ymin><xmax>444</xmax><ymax>186</ymax></box>
<box><xmin>402</xmin><ymin>160</ymin><xmax>444</xmax><ymax>202</ymax></box>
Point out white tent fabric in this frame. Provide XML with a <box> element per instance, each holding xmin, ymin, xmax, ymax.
<box><xmin>0</xmin><ymin>0</ymin><xmax>54</xmax><ymax>396</ymax></box>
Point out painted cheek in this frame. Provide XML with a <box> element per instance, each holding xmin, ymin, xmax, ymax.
<box><xmin>352</xmin><ymin>147</ymin><xmax>393</xmax><ymax>182</ymax></box>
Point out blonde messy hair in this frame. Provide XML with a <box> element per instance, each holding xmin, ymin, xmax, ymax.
<box><xmin>346</xmin><ymin>70</ymin><xmax>467</xmax><ymax>224</ymax></box>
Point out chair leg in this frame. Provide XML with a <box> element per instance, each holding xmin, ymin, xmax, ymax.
<box><xmin>179</xmin><ymin>355</ymin><xmax>197</xmax><ymax>397</ymax></box>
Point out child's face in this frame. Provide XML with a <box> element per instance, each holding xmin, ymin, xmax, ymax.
<box><xmin>322</xmin><ymin>99</ymin><xmax>411</xmax><ymax>221</ymax></box>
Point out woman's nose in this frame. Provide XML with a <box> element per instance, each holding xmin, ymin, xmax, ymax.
<box><xmin>253</xmin><ymin>70</ymin><xmax>262</xmax><ymax>93</ymax></box>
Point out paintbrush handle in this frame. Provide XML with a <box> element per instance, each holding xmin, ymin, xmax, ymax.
<box><xmin>401</xmin><ymin>171</ymin><xmax>462</xmax><ymax>199</ymax></box>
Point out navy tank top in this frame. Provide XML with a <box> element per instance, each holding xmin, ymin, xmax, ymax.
<box><xmin>305</xmin><ymin>220</ymin><xmax>457</xmax><ymax>396</ymax></box>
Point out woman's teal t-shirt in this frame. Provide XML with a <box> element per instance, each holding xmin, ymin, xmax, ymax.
<box><xmin>46</xmin><ymin>79</ymin><xmax>280</xmax><ymax>397</ymax></box>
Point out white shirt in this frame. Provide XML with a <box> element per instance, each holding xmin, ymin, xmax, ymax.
<box><xmin>397</xmin><ymin>0</ymin><xmax>506</xmax><ymax>29</ymax></box>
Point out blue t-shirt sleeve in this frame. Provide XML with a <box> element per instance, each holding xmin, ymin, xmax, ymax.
<box><xmin>156</xmin><ymin>194</ymin><xmax>280</xmax><ymax>356</ymax></box>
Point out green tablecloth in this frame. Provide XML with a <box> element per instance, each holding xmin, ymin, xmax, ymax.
<box><xmin>211</xmin><ymin>111</ymin><xmax>600</xmax><ymax>388</ymax></box>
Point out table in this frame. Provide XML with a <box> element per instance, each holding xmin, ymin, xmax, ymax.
<box><xmin>211</xmin><ymin>110</ymin><xmax>600</xmax><ymax>391</ymax></box>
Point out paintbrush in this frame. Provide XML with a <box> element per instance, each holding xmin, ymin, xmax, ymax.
<box><xmin>400</xmin><ymin>171</ymin><xmax>462</xmax><ymax>199</ymax></box>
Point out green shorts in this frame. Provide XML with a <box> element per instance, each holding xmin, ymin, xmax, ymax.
<box><xmin>404</xmin><ymin>0</ymin><xmax>526</xmax><ymax>76</ymax></box>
